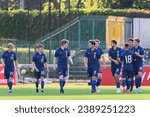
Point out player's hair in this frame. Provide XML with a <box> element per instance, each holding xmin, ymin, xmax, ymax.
<box><xmin>37</xmin><ymin>44</ymin><xmax>44</xmax><ymax>48</ymax></box>
<box><xmin>88</xmin><ymin>40</ymin><xmax>96</xmax><ymax>45</ymax></box>
<box><xmin>125</xmin><ymin>44</ymin><xmax>129</xmax><ymax>48</ymax></box>
<box><xmin>7</xmin><ymin>43</ymin><xmax>14</xmax><ymax>48</ymax></box>
<box><xmin>134</xmin><ymin>38</ymin><xmax>140</xmax><ymax>43</ymax></box>
<box><xmin>95</xmin><ymin>39</ymin><xmax>100</xmax><ymax>43</ymax></box>
<box><xmin>111</xmin><ymin>40</ymin><xmax>117</xmax><ymax>45</ymax></box>
<box><xmin>128</xmin><ymin>38</ymin><xmax>134</xmax><ymax>42</ymax></box>
<box><xmin>60</xmin><ymin>39</ymin><xmax>69</xmax><ymax>45</ymax></box>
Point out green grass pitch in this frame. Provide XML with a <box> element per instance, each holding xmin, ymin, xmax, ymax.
<box><xmin>0</xmin><ymin>84</ymin><xmax>150</xmax><ymax>100</ymax></box>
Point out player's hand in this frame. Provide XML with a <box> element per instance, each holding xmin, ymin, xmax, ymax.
<box><xmin>46</xmin><ymin>67</ymin><xmax>49</xmax><ymax>72</ymax></box>
<box><xmin>2</xmin><ymin>63</ymin><xmax>5</xmax><ymax>67</ymax></box>
<box><xmin>84</xmin><ymin>64</ymin><xmax>88</xmax><ymax>70</ymax></box>
<box><xmin>35</xmin><ymin>68</ymin><xmax>39</xmax><ymax>72</ymax></box>
<box><xmin>114</xmin><ymin>60</ymin><xmax>119</xmax><ymax>65</ymax></box>
<box><xmin>53</xmin><ymin>64</ymin><xmax>56</xmax><ymax>71</ymax></box>
<box><xmin>135</xmin><ymin>52</ymin><xmax>140</xmax><ymax>56</ymax></box>
<box><xmin>71</xmin><ymin>61</ymin><xmax>74</xmax><ymax>65</ymax></box>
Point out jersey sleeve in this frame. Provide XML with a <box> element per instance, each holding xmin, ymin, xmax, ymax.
<box><xmin>2</xmin><ymin>52</ymin><xmax>5</xmax><ymax>59</ymax></box>
<box><xmin>32</xmin><ymin>54</ymin><xmax>36</xmax><ymax>62</ymax></box>
<box><xmin>14</xmin><ymin>52</ymin><xmax>17</xmax><ymax>61</ymax></box>
<box><xmin>44</xmin><ymin>54</ymin><xmax>47</xmax><ymax>63</ymax></box>
<box><xmin>55</xmin><ymin>49</ymin><xmax>59</xmax><ymax>57</ymax></box>
<box><xmin>120</xmin><ymin>53</ymin><xmax>124</xmax><ymax>62</ymax></box>
<box><xmin>97</xmin><ymin>50</ymin><xmax>101</xmax><ymax>59</ymax></box>
<box><xmin>84</xmin><ymin>49</ymin><xmax>88</xmax><ymax>57</ymax></box>
<box><xmin>68</xmin><ymin>49</ymin><xmax>70</xmax><ymax>57</ymax></box>
<box><xmin>140</xmin><ymin>48</ymin><xmax>144</xmax><ymax>55</ymax></box>
<box><xmin>108</xmin><ymin>49</ymin><xmax>112</xmax><ymax>57</ymax></box>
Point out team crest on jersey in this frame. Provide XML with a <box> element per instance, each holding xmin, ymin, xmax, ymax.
<box><xmin>10</xmin><ymin>54</ymin><xmax>14</xmax><ymax>60</ymax></box>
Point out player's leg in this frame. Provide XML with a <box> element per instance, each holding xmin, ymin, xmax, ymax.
<box><xmin>112</xmin><ymin>66</ymin><xmax>121</xmax><ymax>93</ymax></box>
<box><xmin>126</xmin><ymin>71</ymin><xmax>133</xmax><ymax>93</ymax></box>
<box><xmin>91</xmin><ymin>69</ymin><xmax>98</xmax><ymax>93</ymax></box>
<box><xmin>4</xmin><ymin>70</ymin><xmax>10</xmax><ymax>90</ymax></box>
<box><xmin>134</xmin><ymin>67</ymin><xmax>139</xmax><ymax>93</ymax></box>
<box><xmin>58</xmin><ymin>67</ymin><xmax>65</xmax><ymax>94</ymax></box>
<box><xmin>40</xmin><ymin>71</ymin><xmax>45</xmax><ymax>92</ymax></box>
<box><xmin>62</xmin><ymin>67</ymin><xmax>69</xmax><ymax>93</ymax></box>
<box><xmin>137</xmin><ymin>66</ymin><xmax>143</xmax><ymax>93</ymax></box>
<box><xmin>130</xmin><ymin>74</ymin><xmax>134</xmax><ymax>93</ymax></box>
<box><xmin>95</xmin><ymin>69</ymin><xmax>102</xmax><ymax>93</ymax></box>
<box><xmin>8</xmin><ymin>71</ymin><xmax>14</xmax><ymax>93</ymax></box>
<box><xmin>35</xmin><ymin>71</ymin><xmax>40</xmax><ymax>92</ymax></box>
<box><xmin>122</xmin><ymin>70</ymin><xmax>127</xmax><ymax>93</ymax></box>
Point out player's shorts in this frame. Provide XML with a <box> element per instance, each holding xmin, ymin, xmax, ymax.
<box><xmin>133</xmin><ymin>65</ymin><xmax>143</xmax><ymax>76</ymax></box>
<box><xmin>122</xmin><ymin>69</ymin><xmax>133</xmax><ymax>79</ymax></box>
<box><xmin>4</xmin><ymin>69</ymin><xmax>14</xmax><ymax>79</ymax></box>
<box><xmin>57</xmin><ymin>66</ymin><xmax>68</xmax><ymax>77</ymax></box>
<box><xmin>111</xmin><ymin>65</ymin><xmax>121</xmax><ymax>77</ymax></box>
<box><xmin>34</xmin><ymin>70</ymin><xmax>46</xmax><ymax>79</ymax></box>
<box><xmin>87</xmin><ymin>67</ymin><xmax>98</xmax><ymax>77</ymax></box>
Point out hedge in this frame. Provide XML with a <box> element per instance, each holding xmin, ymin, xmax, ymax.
<box><xmin>0</xmin><ymin>8</ymin><xmax>150</xmax><ymax>41</ymax></box>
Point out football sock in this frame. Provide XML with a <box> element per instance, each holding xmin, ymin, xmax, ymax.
<box><xmin>122</xmin><ymin>79</ymin><xmax>126</xmax><ymax>87</ymax></box>
<box><xmin>91</xmin><ymin>80</ymin><xmax>96</xmax><ymax>91</ymax></box>
<box><xmin>116</xmin><ymin>82</ymin><xmax>120</xmax><ymax>88</ymax></box>
<box><xmin>36</xmin><ymin>81</ymin><xmax>39</xmax><ymax>89</ymax></box>
<box><xmin>96</xmin><ymin>79</ymin><xmax>101</xmax><ymax>87</ymax></box>
<box><xmin>130</xmin><ymin>79</ymin><xmax>134</xmax><ymax>91</ymax></box>
<box><xmin>127</xmin><ymin>79</ymin><xmax>131</xmax><ymax>90</ymax></box>
<box><xmin>41</xmin><ymin>81</ymin><xmax>45</xmax><ymax>90</ymax></box>
<box><xmin>138</xmin><ymin>77</ymin><xmax>142</xmax><ymax>87</ymax></box>
<box><xmin>9</xmin><ymin>81</ymin><xmax>13</xmax><ymax>91</ymax></box>
<box><xmin>135</xmin><ymin>78</ymin><xmax>139</xmax><ymax>89</ymax></box>
<box><xmin>59</xmin><ymin>79</ymin><xmax>64</xmax><ymax>90</ymax></box>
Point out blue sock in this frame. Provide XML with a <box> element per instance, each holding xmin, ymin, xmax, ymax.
<box><xmin>96</xmin><ymin>79</ymin><xmax>101</xmax><ymax>87</ymax></box>
<box><xmin>91</xmin><ymin>80</ymin><xmax>96</xmax><ymax>91</ymax></box>
<box><xmin>63</xmin><ymin>80</ymin><xmax>66</xmax><ymax>87</ymax></box>
<box><xmin>138</xmin><ymin>77</ymin><xmax>142</xmax><ymax>87</ymax></box>
<box><xmin>127</xmin><ymin>79</ymin><xmax>131</xmax><ymax>90</ymax></box>
<box><xmin>36</xmin><ymin>81</ymin><xmax>39</xmax><ymax>89</ymax></box>
<box><xmin>9</xmin><ymin>82</ymin><xmax>13</xmax><ymax>91</ymax></box>
<box><xmin>116</xmin><ymin>83</ymin><xmax>120</xmax><ymax>88</ymax></box>
<box><xmin>135</xmin><ymin>78</ymin><xmax>139</xmax><ymax>89</ymax></box>
<box><xmin>7</xmin><ymin>82</ymin><xmax>9</xmax><ymax>87</ymax></box>
<box><xmin>59</xmin><ymin>79</ymin><xmax>63</xmax><ymax>90</ymax></box>
<box><xmin>41</xmin><ymin>81</ymin><xmax>45</xmax><ymax>90</ymax></box>
<box><xmin>130</xmin><ymin>79</ymin><xmax>134</xmax><ymax>91</ymax></box>
<box><xmin>122</xmin><ymin>79</ymin><xmax>126</xmax><ymax>87</ymax></box>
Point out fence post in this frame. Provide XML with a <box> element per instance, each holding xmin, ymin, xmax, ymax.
<box><xmin>78</xmin><ymin>20</ymin><xmax>81</xmax><ymax>50</ymax></box>
<box><xmin>92</xmin><ymin>19</ymin><xmax>95</xmax><ymax>39</ymax></box>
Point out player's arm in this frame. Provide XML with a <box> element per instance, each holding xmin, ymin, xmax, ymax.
<box><xmin>32</xmin><ymin>62</ymin><xmax>39</xmax><ymax>72</ymax></box>
<box><xmin>101</xmin><ymin>54</ymin><xmax>106</xmax><ymax>69</ymax></box>
<box><xmin>53</xmin><ymin>57</ymin><xmax>56</xmax><ymax>71</ymax></box>
<box><xmin>1</xmin><ymin>58</ymin><xmax>5</xmax><ymax>66</ymax></box>
<box><xmin>44</xmin><ymin>55</ymin><xmax>48</xmax><ymax>72</ymax></box>
<box><xmin>69</xmin><ymin>56</ymin><xmax>73</xmax><ymax>65</ymax></box>
<box><xmin>83</xmin><ymin>57</ymin><xmax>88</xmax><ymax>70</ymax></box>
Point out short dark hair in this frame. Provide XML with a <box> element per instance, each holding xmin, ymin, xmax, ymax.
<box><xmin>134</xmin><ymin>38</ymin><xmax>140</xmax><ymax>43</ymax></box>
<box><xmin>125</xmin><ymin>43</ymin><xmax>129</xmax><ymax>48</ymax></box>
<box><xmin>37</xmin><ymin>44</ymin><xmax>44</xmax><ymax>48</ymax></box>
<box><xmin>88</xmin><ymin>40</ymin><xmax>96</xmax><ymax>45</ymax></box>
<box><xmin>111</xmin><ymin>40</ymin><xmax>117</xmax><ymax>45</ymax></box>
<box><xmin>128</xmin><ymin>38</ymin><xmax>133</xmax><ymax>42</ymax></box>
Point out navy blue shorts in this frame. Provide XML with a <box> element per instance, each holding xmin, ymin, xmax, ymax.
<box><xmin>133</xmin><ymin>65</ymin><xmax>143</xmax><ymax>76</ymax></box>
<box><xmin>57</xmin><ymin>67</ymin><xmax>68</xmax><ymax>77</ymax></box>
<box><xmin>122</xmin><ymin>69</ymin><xmax>133</xmax><ymax>79</ymax></box>
<box><xmin>111</xmin><ymin>66</ymin><xmax>121</xmax><ymax>77</ymax></box>
<box><xmin>4</xmin><ymin>69</ymin><xmax>14</xmax><ymax>79</ymax></box>
<box><xmin>34</xmin><ymin>70</ymin><xmax>46</xmax><ymax>79</ymax></box>
<box><xmin>87</xmin><ymin>67</ymin><xmax>98</xmax><ymax>77</ymax></box>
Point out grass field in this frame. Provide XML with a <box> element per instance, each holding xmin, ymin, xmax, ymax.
<box><xmin>0</xmin><ymin>84</ymin><xmax>150</xmax><ymax>100</ymax></box>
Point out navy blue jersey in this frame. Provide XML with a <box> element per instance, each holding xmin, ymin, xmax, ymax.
<box><xmin>55</xmin><ymin>48</ymin><xmax>70</xmax><ymax>67</ymax></box>
<box><xmin>121</xmin><ymin>50</ymin><xmax>134</xmax><ymax>71</ymax></box>
<box><xmin>108</xmin><ymin>47</ymin><xmax>122</xmax><ymax>67</ymax></box>
<box><xmin>96</xmin><ymin>47</ymin><xmax>104</xmax><ymax>68</ymax></box>
<box><xmin>131</xmin><ymin>46</ymin><xmax>144</xmax><ymax>66</ymax></box>
<box><xmin>32</xmin><ymin>52</ymin><xmax>47</xmax><ymax>70</ymax></box>
<box><xmin>2</xmin><ymin>51</ymin><xmax>17</xmax><ymax>70</ymax></box>
<box><xmin>84</xmin><ymin>48</ymin><xmax>101</xmax><ymax>68</ymax></box>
